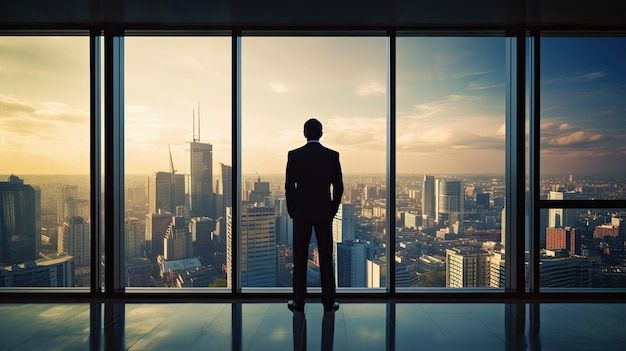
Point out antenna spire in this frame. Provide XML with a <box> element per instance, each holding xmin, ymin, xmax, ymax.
<box><xmin>192</xmin><ymin>108</ymin><xmax>196</xmax><ymax>142</ymax></box>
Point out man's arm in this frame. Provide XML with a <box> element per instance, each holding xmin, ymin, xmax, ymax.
<box><xmin>285</xmin><ymin>151</ymin><xmax>297</xmax><ymax>218</ymax></box>
<box><xmin>331</xmin><ymin>152</ymin><xmax>344</xmax><ymax>217</ymax></box>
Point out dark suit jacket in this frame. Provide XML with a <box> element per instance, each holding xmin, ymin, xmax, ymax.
<box><xmin>285</xmin><ymin>142</ymin><xmax>343</xmax><ymax>221</ymax></box>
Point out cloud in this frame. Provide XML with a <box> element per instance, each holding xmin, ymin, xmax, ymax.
<box><xmin>267</xmin><ymin>81</ymin><xmax>291</xmax><ymax>94</ymax></box>
<box><xmin>543</xmin><ymin>70</ymin><xmax>607</xmax><ymax>85</ymax></box>
<box><xmin>467</xmin><ymin>82</ymin><xmax>504</xmax><ymax>90</ymax></box>
<box><xmin>547</xmin><ymin>130</ymin><xmax>605</xmax><ymax>147</ymax></box>
<box><xmin>410</xmin><ymin>94</ymin><xmax>481</xmax><ymax>119</ymax></box>
<box><xmin>356</xmin><ymin>81</ymin><xmax>386</xmax><ymax>97</ymax></box>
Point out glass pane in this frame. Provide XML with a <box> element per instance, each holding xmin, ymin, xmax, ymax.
<box><xmin>124</xmin><ymin>37</ymin><xmax>231</xmax><ymax>288</ymax></box>
<box><xmin>396</xmin><ymin>37</ymin><xmax>506</xmax><ymax>288</ymax></box>
<box><xmin>538</xmin><ymin>208</ymin><xmax>626</xmax><ymax>288</ymax></box>
<box><xmin>541</xmin><ymin>38</ymin><xmax>626</xmax><ymax>200</ymax></box>
<box><xmin>0</xmin><ymin>37</ymin><xmax>90</xmax><ymax>288</ymax></box>
<box><xmin>241</xmin><ymin>37</ymin><xmax>388</xmax><ymax>288</ymax></box>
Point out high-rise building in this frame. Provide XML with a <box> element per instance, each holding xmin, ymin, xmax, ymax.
<box><xmin>489</xmin><ymin>251</ymin><xmax>505</xmax><ymax>288</ymax></box>
<box><xmin>395</xmin><ymin>256</ymin><xmax>419</xmax><ymax>287</ymax></box>
<box><xmin>476</xmin><ymin>192</ymin><xmax>490</xmax><ymax>209</ymax></box>
<box><xmin>275</xmin><ymin>198</ymin><xmax>293</xmax><ymax>246</ymax></box>
<box><xmin>337</xmin><ymin>240</ymin><xmax>366</xmax><ymax>287</ymax></box>
<box><xmin>539</xmin><ymin>250</ymin><xmax>591</xmax><ymax>287</ymax></box>
<box><xmin>163</xmin><ymin>216</ymin><xmax>192</xmax><ymax>261</ymax></box>
<box><xmin>57</xmin><ymin>216</ymin><xmax>90</xmax><ymax>267</ymax></box>
<box><xmin>190</xmin><ymin>141</ymin><xmax>213</xmax><ymax>217</ymax></box>
<box><xmin>0</xmin><ymin>175</ymin><xmax>40</xmax><ymax>265</ymax></box>
<box><xmin>445</xmin><ymin>247</ymin><xmax>490</xmax><ymax>287</ymax></box>
<box><xmin>367</xmin><ymin>258</ymin><xmax>386</xmax><ymax>288</ymax></box>
<box><xmin>147</xmin><ymin>172</ymin><xmax>185</xmax><ymax>214</ymax></box>
<box><xmin>145</xmin><ymin>211</ymin><xmax>172</xmax><ymax>258</ymax></box>
<box><xmin>191</xmin><ymin>216</ymin><xmax>215</xmax><ymax>253</ymax></box>
<box><xmin>57</xmin><ymin>184</ymin><xmax>89</xmax><ymax>224</ymax></box>
<box><xmin>248</xmin><ymin>177</ymin><xmax>271</xmax><ymax>205</ymax></box>
<box><xmin>227</xmin><ymin>205</ymin><xmax>277</xmax><ymax>287</ymax></box>
<box><xmin>548</xmin><ymin>191</ymin><xmax>578</xmax><ymax>228</ymax></box>
<box><xmin>546</xmin><ymin>227</ymin><xmax>576</xmax><ymax>254</ymax></box>
<box><xmin>421</xmin><ymin>175</ymin><xmax>436</xmax><ymax>218</ymax></box>
<box><xmin>221</xmin><ymin>163</ymin><xmax>232</xmax><ymax>213</ymax></box>
<box><xmin>125</xmin><ymin>257</ymin><xmax>154</xmax><ymax>287</ymax></box>
<box><xmin>332</xmin><ymin>203</ymin><xmax>356</xmax><ymax>243</ymax></box>
<box><xmin>0</xmin><ymin>255</ymin><xmax>74</xmax><ymax>287</ymax></box>
<box><xmin>403</xmin><ymin>212</ymin><xmax>418</xmax><ymax>229</ymax></box>
<box><xmin>125</xmin><ymin>217</ymin><xmax>144</xmax><ymax>259</ymax></box>
<box><xmin>435</xmin><ymin>179</ymin><xmax>464</xmax><ymax>225</ymax></box>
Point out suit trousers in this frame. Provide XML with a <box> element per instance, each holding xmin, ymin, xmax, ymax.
<box><xmin>292</xmin><ymin>216</ymin><xmax>336</xmax><ymax>309</ymax></box>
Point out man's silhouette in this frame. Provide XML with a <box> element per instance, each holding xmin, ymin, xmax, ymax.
<box><xmin>285</xmin><ymin>118</ymin><xmax>343</xmax><ymax>312</ymax></box>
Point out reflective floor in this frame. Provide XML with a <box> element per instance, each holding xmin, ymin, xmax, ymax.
<box><xmin>1</xmin><ymin>302</ymin><xmax>625</xmax><ymax>350</ymax></box>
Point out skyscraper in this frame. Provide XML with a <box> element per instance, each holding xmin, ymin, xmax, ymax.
<box><xmin>248</xmin><ymin>177</ymin><xmax>271</xmax><ymax>205</ymax></box>
<box><xmin>57</xmin><ymin>216</ymin><xmax>90</xmax><ymax>267</ymax></box>
<box><xmin>190</xmin><ymin>141</ymin><xmax>213</xmax><ymax>218</ymax></box>
<box><xmin>163</xmin><ymin>216</ymin><xmax>192</xmax><ymax>261</ymax></box>
<box><xmin>0</xmin><ymin>175</ymin><xmax>39</xmax><ymax>265</ymax></box>
<box><xmin>0</xmin><ymin>255</ymin><xmax>74</xmax><ymax>287</ymax></box>
<box><xmin>221</xmin><ymin>163</ymin><xmax>232</xmax><ymax>213</ymax></box>
<box><xmin>445</xmin><ymin>247</ymin><xmax>490</xmax><ymax>287</ymax></box>
<box><xmin>546</xmin><ymin>227</ymin><xmax>576</xmax><ymax>254</ymax></box>
<box><xmin>421</xmin><ymin>175</ymin><xmax>436</xmax><ymax>218</ymax></box>
<box><xmin>145</xmin><ymin>211</ymin><xmax>172</xmax><ymax>258</ymax></box>
<box><xmin>125</xmin><ymin>217</ymin><xmax>144</xmax><ymax>259</ymax></box>
<box><xmin>435</xmin><ymin>179</ymin><xmax>464</xmax><ymax>225</ymax></box>
<box><xmin>337</xmin><ymin>240</ymin><xmax>366</xmax><ymax>287</ymax></box>
<box><xmin>332</xmin><ymin>203</ymin><xmax>356</xmax><ymax>243</ymax></box>
<box><xmin>148</xmin><ymin>172</ymin><xmax>185</xmax><ymax>214</ymax></box>
<box><xmin>275</xmin><ymin>198</ymin><xmax>293</xmax><ymax>246</ymax></box>
<box><xmin>228</xmin><ymin>205</ymin><xmax>277</xmax><ymax>287</ymax></box>
<box><xmin>57</xmin><ymin>184</ymin><xmax>88</xmax><ymax>224</ymax></box>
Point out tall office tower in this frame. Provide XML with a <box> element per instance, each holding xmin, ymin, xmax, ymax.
<box><xmin>190</xmin><ymin>141</ymin><xmax>213</xmax><ymax>218</ymax></box>
<box><xmin>403</xmin><ymin>212</ymin><xmax>418</xmax><ymax>229</ymax></box>
<box><xmin>145</xmin><ymin>211</ymin><xmax>172</xmax><ymax>258</ymax></box>
<box><xmin>445</xmin><ymin>247</ymin><xmax>490</xmax><ymax>288</ymax></box>
<box><xmin>148</xmin><ymin>172</ymin><xmax>185</xmax><ymax>214</ymax></box>
<box><xmin>0</xmin><ymin>256</ymin><xmax>74</xmax><ymax>287</ymax></box>
<box><xmin>228</xmin><ymin>204</ymin><xmax>277</xmax><ymax>287</ymax></box>
<box><xmin>546</xmin><ymin>227</ymin><xmax>576</xmax><ymax>254</ymax></box>
<box><xmin>421</xmin><ymin>175</ymin><xmax>436</xmax><ymax>218</ymax></box>
<box><xmin>163</xmin><ymin>216</ymin><xmax>192</xmax><ymax>261</ymax></box>
<box><xmin>275</xmin><ymin>198</ymin><xmax>293</xmax><ymax>246</ymax></box>
<box><xmin>125</xmin><ymin>257</ymin><xmax>153</xmax><ymax>287</ymax></box>
<box><xmin>367</xmin><ymin>258</ymin><xmax>386</xmax><ymax>288</ymax></box>
<box><xmin>57</xmin><ymin>184</ymin><xmax>89</xmax><ymax>223</ymax></box>
<box><xmin>395</xmin><ymin>256</ymin><xmax>419</xmax><ymax>287</ymax></box>
<box><xmin>501</xmin><ymin>207</ymin><xmax>506</xmax><ymax>247</ymax></box>
<box><xmin>125</xmin><ymin>217</ymin><xmax>144</xmax><ymax>259</ymax></box>
<box><xmin>337</xmin><ymin>240</ymin><xmax>366</xmax><ymax>287</ymax></box>
<box><xmin>221</xmin><ymin>164</ymin><xmax>232</xmax><ymax>212</ymax></box>
<box><xmin>332</xmin><ymin>203</ymin><xmax>356</xmax><ymax>243</ymax></box>
<box><xmin>0</xmin><ymin>175</ymin><xmax>39</xmax><ymax>264</ymax></box>
<box><xmin>548</xmin><ymin>191</ymin><xmax>565</xmax><ymax>227</ymax></box>
<box><xmin>226</xmin><ymin>207</ymin><xmax>233</xmax><ymax>288</ymax></box>
<box><xmin>248</xmin><ymin>177</ymin><xmax>271</xmax><ymax>205</ymax></box>
<box><xmin>435</xmin><ymin>179</ymin><xmax>464</xmax><ymax>224</ymax></box>
<box><xmin>489</xmin><ymin>251</ymin><xmax>505</xmax><ymax>288</ymax></box>
<box><xmin>191</xmin><ymin>216</ymin><xmax>215</xmax><ymax>253</ymax></box>
<box><xmin>540</xmin><ymin>250</ymin><xmax>591</xmax><ymax>287</ymax></box>
<box><xmin>57</xmin><ymin>216</ymin><xmax>90</xmax><ymax>267</ymax></box>
<box><xmin>476</xmin><ymin>192</ymin><xmax>490</xmax><ymax>209</ymax></box>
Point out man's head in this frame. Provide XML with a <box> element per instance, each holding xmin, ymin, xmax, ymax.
<box><xmin>304</xmin><ymin>118</ymin><xmax>323</xmax><ymax>141</ymax></box>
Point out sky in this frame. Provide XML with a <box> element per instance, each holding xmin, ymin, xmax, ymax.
<box><xmin>1</xmin><ymin>36</ymin><xmax>624</xmax><ymax>176</ymax></box>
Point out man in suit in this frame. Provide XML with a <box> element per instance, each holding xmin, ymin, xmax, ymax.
<box><xmin>285</xmin><ymin>118</ymin><xmax>343</xmax><ymax>312</ymax></box>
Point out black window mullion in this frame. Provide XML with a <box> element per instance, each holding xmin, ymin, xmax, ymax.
<box><xmin>90</xmin><ymin>31</ymin><xmax>102</xmax><ymax>294</ymax></box>
<box><xmin>387</xmin><ymin>30</ymin><xmax>396</xmax><ymax>296</ymax></box>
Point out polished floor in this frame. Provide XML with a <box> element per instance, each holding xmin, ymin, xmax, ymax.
<box><xmin>1</xmin><ymin>302</ymin><xmax>625</xmax><ymax>350</ymax></box>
